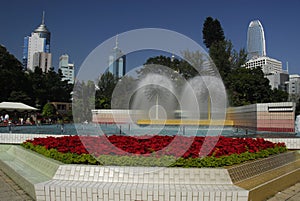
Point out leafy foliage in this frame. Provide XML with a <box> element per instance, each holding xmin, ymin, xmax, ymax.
<box><xmin>21</xmin><ymin>135</ymin><xmax>287</xmax><ymax>167</ymax></box>
<box><xmin>95</xmin><ymin>72</ymin><xmax>118</xmax><ymax>109</ymax></box>
<box><xmin>201</xmin><ymin>17</ymin><xmax>288</xmax><ymax>106</ymax></box>
<box><xmin>209</xmin><ymin>40</ymin><xmax>232</xmax><ymax>79</ymax></box>
<box><xmin>202</xmin><ymin>17</ymin><xmax>225</xmax><ymax>48</ymax></box>
<box><xmin>143</xmin><ymin>55</ymin><xmax>199</xmax><ymax>80</ymax></box>
<box><xmin>42</xmin><ymin>103</ymin><xmax>56</xmax><ymax>118</ymax></box>
<box><xmin>72</xmin><ymin>80</ymin><xmax>95</xmax><ymax>122</ymax></box>
<box><xmin>0</xmin><ymin>45</ymin><xmax>73</xmax><ymax>110</ymax></box>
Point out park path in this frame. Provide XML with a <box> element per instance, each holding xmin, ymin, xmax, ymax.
<box><xmin>0</xmin><ymin>166</ymin><xmax>300</xmax><ymax>201</ymax></box>
<box><xmin>267</xmin><ymin>182</ymin><xmax>300</xmax><ymax>201</ymax></box>
<box><xmin>0</xmin><ymin>168</ymin><xmax>32</xmax><ymax>201</ymax></box>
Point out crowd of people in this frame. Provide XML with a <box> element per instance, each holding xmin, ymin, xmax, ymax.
<box><xmin>0</xmin><ymin>113</ymin><xmax>36</xmax><ymax>126</ymax></box>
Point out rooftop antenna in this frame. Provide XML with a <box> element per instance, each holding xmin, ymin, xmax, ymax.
<box><xmin>42</xmin><ymin>11</ymin><xmax>45</xmax><ymax>24</ymax></box>
<box><xmin>286</xmin><ymin>61</ymin><xmax>289</xmax><ymax>73</ymax></box>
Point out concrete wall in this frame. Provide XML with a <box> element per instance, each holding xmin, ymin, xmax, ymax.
<box><xmin>227</xmin><ymin>102</ymin><xmax>295</xmax><ymax>133</ymax></box>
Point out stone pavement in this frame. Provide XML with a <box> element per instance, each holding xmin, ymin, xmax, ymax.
<box><xmin>267</xmin><ymin>182</ymin><xmax>300</xmax><ymax>201</ymax></box>
<box><xmin>0</xmin><ymin>166</ymin><xmax>299</xmax><ymax>201</ymax></box>
<box><xmin>0</xmin><ymin>168</ymin><xmax>32</xmax><ymax>201</ymax></box>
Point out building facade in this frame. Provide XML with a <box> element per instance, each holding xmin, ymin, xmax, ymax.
<box><xmin>227</xmin><ymin>102</ymin><xmax>295</xmax><ymax>133</ymax></box>
<box><xmin>247</xmin><ymin>20</ymin><xmax>266</xmax><ymax>59</ymax></box>
<box><xmin>59</xmin><ymin>54</ymin><xmax>75</xmax><ymax>84</ymax></box>
<box><xmin>244</xmin><ymin>56</ymin><xmax>282</xmax><ymax>75</ymax></box>
<box><xmin>244</xmin><ymin>19</ymin><xmax>291</xmax><ymax>90</ymax></box>
<box><xmin>108</xmin><ymin>35</ymin><xmax>126</xmax><ymax>78</ymax></box>
<box><xmin>33</xmin><ymin>52</ymin><xmax>52</xmax><ymax>73</ymax></box>
<box><xmin>243</xmin><ymin>56</ymin><xmax>288</xmax><ymax>89</ymax></box>
<box><xmin>287</xmin><ymin>74</ymin><xmax>300</xmax><ymax>95</ymax></box>
<box><xmin>23</xmin><ymin>12</ymin><xmax>51</xmax><ymax>72</ymax></box>
<box><xmin>266</xmin><ymin>72</ymin><xmax>289</xmax><ymax>90</ymax></box>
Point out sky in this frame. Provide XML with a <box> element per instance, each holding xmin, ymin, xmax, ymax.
<box><xmin>1</xmin><ymin>0</ymin><xmax>300</xmax><ymax>75</ymax></box>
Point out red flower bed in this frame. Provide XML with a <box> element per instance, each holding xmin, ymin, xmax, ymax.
<box><xmin>24</xmin><ymin>135</ymin><xmax>286</xmax><ymax>159</ymax></box>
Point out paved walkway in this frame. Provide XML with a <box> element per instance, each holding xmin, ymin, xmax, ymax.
<box><xmin>0</xmin><ymin>169</ymin><xmax>32</xmax><ymax>201</ymax></box>
<box><xmin>267</xmin><ymin>182</ymin><xmax>300</xmax><ymax>201</ymax></box>
<box><xmin>0</xmin><ymin>166</ymin><xmax>299</xmax><ymax>201</ymax></box>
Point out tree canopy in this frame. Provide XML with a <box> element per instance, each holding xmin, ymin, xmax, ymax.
<box><xmin>202</xmin><ymin>17</ymin><xmax>288</xmax><ymax>106</ymax></box>
<box><xmin>202</xmin><ymin>17</ymin><xmax>225</xmax><ymax>49</ymax></box>
<box><xmin>0</xmin><ymin>45</ymin><xmax>73</xmax><ymax>110</ymax></box>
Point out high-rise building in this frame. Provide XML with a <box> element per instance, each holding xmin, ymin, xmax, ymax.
<box><xmin>243</xmin><ymin>56</ymin><xmax>288</xmax><ymax>89</ymax></box>
<box><xmin>33</xmin><ymin>52</ymin><xmax>52</xmax><ymax>73</ymax></box>
<box><xmin>23</xmin><ymin>12</ymin><xmax>51</xmax><ymax>72</ymax></box>
<box><xmin>244</xmin><ymin>20</ymin><xmax>290</xmax><ymax>90</ymax></box>
<box><xmin>244</xmin><ymin>56</ymin><xmax>282</xmax><ymax>75</ymax></box>
<box><xmin>108</xmin><ymin>35</ymin><xmax>126</xmax><ymax>78</ymax></box>
<box><xmin>287</xmin><ymin>74</ymin><xmax>300</xmax><ymax>95</ymax></box>
<box><xmin>59</xmin><ymin>54</ymin><xmax>75</xmax><ymax>84</ymax></box>
<box><xmin>247</xmin><ymin>20</ymin><xmax>266</xmax><ymax>59</ymax></box>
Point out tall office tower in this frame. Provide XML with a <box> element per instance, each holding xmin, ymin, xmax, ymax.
<box><xmin>23</xmin><ymin>12</ymin><xmax>51</xmax><ymax>72</ymax></box>
<box><xmin>108</xmin><ymin>35</ymin><xmax>126</xmax><ymax>78</ymax></box>
<box><xmin>59</xmin><ymin>54</ymin><xmax>75</xmax><ymax>84</ymax></box>
<box><xmin>247</xmin><ymin>20</ymin><xmax>266</xmax><ymax>59</ymax></box>
<box><xmin>32</xmin><ymin>52</ymin><xmax>52</xmax><ymax>73</ymax></box>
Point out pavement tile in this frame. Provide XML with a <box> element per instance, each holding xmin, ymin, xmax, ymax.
<box><xmin>0</xmin><ymin>168</ymin><xmax>33</xmax><ymax>201</ymax></box>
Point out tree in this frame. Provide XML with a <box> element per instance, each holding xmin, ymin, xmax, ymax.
<box><xmin>181</xmin><ymin>50</ymin><xmax>209</xmax><ymax>77</ymax></box>
<box><xmin>95</xmin><ymin>72</ymin><xmax>118</xmax><ymax>109</ymax></box>
<box><xmin>0</xmin><ymin>45</ymin><xmax>73</xmax><ymax>111</ymax></box>
<box><xmin>231</xmin><ymin>48</ymin><xmax>247</xmax><ymax>69</ymax></box>
<box><xmin>44</xmin><ymin>67</ymin><xmax>73</xmax><ymax>102</ymax></box>
<box><xmin>73</xmin><ymin>80</ymin><xmax>96</xmax><ymax>122</ymax></box>
<box><xmin>226</xmin><ymin>67</ymin><xmax>278</xmax><ymax>106</ymax></box>
<box><xmin>111</xmin><ymin>75</ymin><xmax>137</xmax><ymax>109</ymax></box>
<box><xmin>27</xmin><ymin>67</ymin><xmax>47</xmax><ymax>108</ymax></box>
<box><xmin>144</xmin><ymin>55</ymin><xmax>200</xmax><ymax>80</ymax></box>
<box><xmin>271</xmin><ymin>88</ymin><xmax>289</xmax><ymax>102</ymax></box>
<box><xmin>0</xmin><ymin>45</ymin><xmax>29</xmax><ymax>103</ymax></box>
<box><xmin>209</xmin><ymin>40</ymin><xmax>232</xmax><ymax>80</ymax></box>
<box><xmin>42</xmin><ymin>103</ymin><xmax>56</xmax><ymax>119</ymax></box>
<box><xmin>202</xmin><ymin>17</ymin><xmax>225</xmax><ymax>49</ymax></box>
<box><xmin>8</xmin><ymin>91</ymin><xmax>31</xmax><ymax>105</ymax></box>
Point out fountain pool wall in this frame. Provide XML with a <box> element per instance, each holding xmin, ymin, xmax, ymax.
<box><xmin>0</xmin><ymin>123</ymin><xmax>243</xmax><ymax>136</ymax></box>
<box><xmin>0</xmin><ymin>102</ymin><xmax>297</xmax><ymax>136</ymax></box>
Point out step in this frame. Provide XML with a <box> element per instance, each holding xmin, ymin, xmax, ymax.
<box><xmin>233</xmin><ymin>151</ymin><xmax>300</xmax><ymax>201</ymax></box>
<box><xmin>0</xmin><ymin>145</ymin><xmax>61</xmax><ymax>199</ymax></box>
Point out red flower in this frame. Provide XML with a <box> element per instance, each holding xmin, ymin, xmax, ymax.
<box><xmin>25</xmin><ymin>135</ymin><xmax>286</xmax><ymax>159</ymax></box>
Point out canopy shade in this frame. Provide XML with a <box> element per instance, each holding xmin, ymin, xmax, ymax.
<box><xmin>0</xmin><ymin>102</ymin><xmax>38</xmax><ymax>112</ymax></box>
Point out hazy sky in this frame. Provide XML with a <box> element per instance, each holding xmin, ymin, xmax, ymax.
<box><xmin>1</xmin><ymin>0</ymin><xmax>299</xmax><ymax>74</ymax></box>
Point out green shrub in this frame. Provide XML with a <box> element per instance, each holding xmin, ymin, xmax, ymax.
<box><xmin>21</xmin><ymin>142</ymin><xmax>288</xmax><ymax>168</ymax></box>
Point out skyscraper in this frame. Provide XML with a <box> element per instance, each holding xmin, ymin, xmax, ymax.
<box><xmin>59</xmin><ymin>54</ymin><xmax>75</xmax><ymax>84</ymax></box>
<box><xmin>247</xmin><ymin>20</ymin><xmax>266</xmax><ymax>59</ymax></box>
<box><xmin>108</xmin><ymin>35</ymin><xmax>126</xmax><ymax>78</ymax></box>
<box><xmin>23</xmin><ymin>12</ymin><xmax>51</xmax><ymax>72</ymax></box>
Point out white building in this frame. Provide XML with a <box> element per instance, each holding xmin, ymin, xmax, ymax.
<box><xmin>32</xmin><ymin>52</ymin><xmax>52</xmax><ymax>73</ymax></box>
<box><xmin>23</xmin><ymin>12</ymin><xmax>51</xmax><ymax>72</ymax></box>
<box><xmin>288</xmin><ymin>74</ymin><xmax>300</xmax><ymax>95</ymax></box>
<box><xmin>265</xmin><ymin>72</ymin><xmax>289</xmax><ymax>90</ymax></box>
<box><xmin>243</xmin><ymin>56</ymin><xmax>288</xmax><ymax>89</ymax></box>
<box><xmin>244</xmin><ymin>56</ymin><xmax>282</xmax><ymax>75</ymax></box>
<box><xmin>59</xmin><ymin>54</ymin><xmax>75</xmax><ymax>84</ymax></box>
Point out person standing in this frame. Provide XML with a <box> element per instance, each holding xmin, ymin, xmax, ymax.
<box><xmin>60</xmin><ymin>122</ymin><xmax>65</xmax><ymax>134</ymax></box>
